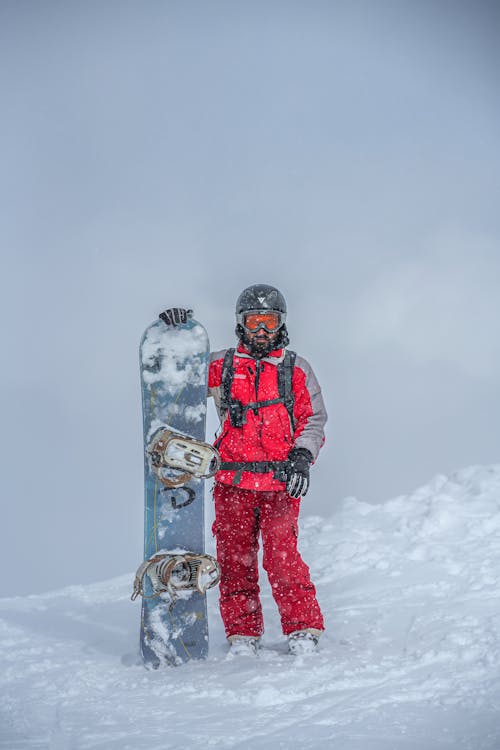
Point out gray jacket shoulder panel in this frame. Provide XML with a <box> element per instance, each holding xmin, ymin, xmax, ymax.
<box><xmin>293</xmin><ymin>354</ymin><xmax>328</xmax><ymax>461</ymax></box>
<box><xmin>209</xmin><ymin>348</ymin><xmax>229</xmax><ymax>364</ymax></box>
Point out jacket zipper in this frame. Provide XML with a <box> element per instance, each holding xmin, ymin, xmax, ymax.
<box><xmin>254</xmin><ymin>361</ymin><xmax>263</xmax><ymax>442</ymax></box>
<box><xmin>254</xmin><ymin>361</ymin><xmax>261</xmax><ymax>411</ymax></box>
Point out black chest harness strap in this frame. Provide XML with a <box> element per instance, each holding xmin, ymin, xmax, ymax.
<box><xmin>218</xmin><ymin>348</ymin><xmax>297</xmax><ymax>485</ymax></box>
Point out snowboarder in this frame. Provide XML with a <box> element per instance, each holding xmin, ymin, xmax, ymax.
<box><xmin>166</xmin><ymin>284</ymin><xmax>327</xmax><ymax>655</ymax></box>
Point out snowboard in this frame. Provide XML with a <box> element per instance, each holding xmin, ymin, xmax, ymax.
<box><xmin>138</xmin><ymin>314</ymin><xmax>211</xmax><ymax>668</ymax></box>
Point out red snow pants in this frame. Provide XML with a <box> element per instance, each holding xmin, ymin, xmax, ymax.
<box><xmin>213</xmin><ymin>482</ymin><xmax>324</xmax><ymax>638</ymax></box>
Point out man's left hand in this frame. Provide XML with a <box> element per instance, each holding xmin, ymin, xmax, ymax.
<box><xmin>286</xmin><ymin>447</ymin><xmax>313</xmax><ymax>499</ymax></box>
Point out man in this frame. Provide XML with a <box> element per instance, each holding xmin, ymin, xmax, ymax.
<box><xmin>162</xmin><ymin>285</ymin><xmax>326</xmax><ymax>655</ymax></box>
<box><xmin>208</xmin><ymin>284</ymin><xmax>327</xmax><ymax>655</ymax></box>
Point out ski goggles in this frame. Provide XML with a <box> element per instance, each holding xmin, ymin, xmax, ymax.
<box><xmin>238</xmin><ymin>310</ymin><xmax>285</xmax><ymax>333</ymax></box>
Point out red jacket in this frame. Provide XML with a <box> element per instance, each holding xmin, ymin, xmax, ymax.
<box><xmin>208</xmin><ymin>344</ymin><xmax>327</xmax><ymax>491</ymax></box>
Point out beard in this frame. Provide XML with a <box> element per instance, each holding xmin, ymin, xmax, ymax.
<box><xmin>241</xmin><ymin>331</ymin><xmax>279</xmax><ymax>358</ymax></box>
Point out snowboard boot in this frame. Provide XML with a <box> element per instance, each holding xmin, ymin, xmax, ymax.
<box><xmin>287</xmin><ymin>629</ymin><xmax>322</xmax><ymax>655</ymax></box>
<box><xmin>227</xmin><ymin>635</ymin><xmax>261</xmax><ymax>657</ymax></box>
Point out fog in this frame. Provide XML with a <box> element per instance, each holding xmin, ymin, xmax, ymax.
<box><xmin>1</xmin><ymin>1</ymin><xmax>499</xmax><ymax>595</ymax></box>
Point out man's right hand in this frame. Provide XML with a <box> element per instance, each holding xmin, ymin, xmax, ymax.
<box><xmin>159</xmin><ymin>308</ymin><xmax>193</xmax><ymax>327</ymax></box>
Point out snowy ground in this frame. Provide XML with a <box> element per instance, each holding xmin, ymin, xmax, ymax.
<box><xmin>2</xmin><ymin>465</ymin><xmax>500</xmax><ymax>750</ymax></box>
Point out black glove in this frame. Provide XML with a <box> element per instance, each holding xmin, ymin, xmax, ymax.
<box><xmin>286</xmin><ymin>447</ymin><xmax>313</xmax><ymax>499</ymax></box>
<box><xmin>159</xmin><ymin>308</ymin><xmax>193</xmax><ymax>327</ymax></box>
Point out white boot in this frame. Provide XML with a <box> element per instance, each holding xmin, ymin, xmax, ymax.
<box><xmin>287</xmin><ymin>629</ymin><xmax>321</xmax><ymax>655</ymax></box>
<box><xmin>227</xmin><ymin>635</ymin><xmax>261</xmax><ymax>657</ymax></box>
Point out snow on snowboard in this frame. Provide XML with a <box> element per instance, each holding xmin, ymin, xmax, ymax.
<box><xmin>133</xmin><ymin>312</ymin><xmax>220</xmax><ymax>669</ymax></box>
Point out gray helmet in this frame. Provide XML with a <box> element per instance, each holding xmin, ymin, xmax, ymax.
<box><xmin>235</xmin><ymin>284</ymin><xmax>287</xmax><ymax>317</ymax></box>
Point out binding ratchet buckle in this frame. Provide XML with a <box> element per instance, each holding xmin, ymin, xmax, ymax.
<box><xmin>147</xmin><ymin>427</ymin><xmax>221</xmax><ymax>488</ymax></box>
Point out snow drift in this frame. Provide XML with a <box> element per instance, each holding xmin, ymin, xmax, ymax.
<box><xmin>1</xmin><ymin>465</ymin><xmax>499</xmax><ymax>749</ymax></box>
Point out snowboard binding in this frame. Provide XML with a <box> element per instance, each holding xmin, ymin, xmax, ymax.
<box><xmin>132</xmin><ymin>551</ymin><xmax>221</xmax><ymax>601</ymax></box>
<box><xmin>147</xmin><ymin>427</ymin><xmax>221</xmax><ymax>488</ymax></box>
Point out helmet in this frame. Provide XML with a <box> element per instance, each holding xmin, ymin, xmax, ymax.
<box><xmin>236</xmin><ymin>284</ymin><xmax>287</xmax><ymax>317</ymax></box>
<box><xmin>235</xmin><ymin>284</ymin><xmax>289</xmax><ymax>351</ymax></box>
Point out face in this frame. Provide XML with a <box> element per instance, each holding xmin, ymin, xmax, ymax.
<box><xmin>243</xmin><ymin>328</ymin><xmax>279</xmax><ymax>359</ymax></box>
<box><xmin>246</xmin><ymin>327</ymin><xmax>279</xmax><ymax>354</ymax></box>
<box><xmin>239</xmin><ymin>310</ymin><xmax>283</xmax><ymax>356</ymax></box>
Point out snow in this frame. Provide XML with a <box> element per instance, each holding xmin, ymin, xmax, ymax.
<box><xmin>141</xmin><ymin>322</ymin><xmax>208</xmax><ymax>391</ymax></box>
<box><xmin>1</xmin><ymin>465</ymin><xmax>500</xmax><ymax>749</ymax></box>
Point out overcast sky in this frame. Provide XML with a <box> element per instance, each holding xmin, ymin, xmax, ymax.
<box><xmin>1</xmin><ymin>1</ymin><xmax>499</xmax><ymax>595</ymax></box>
